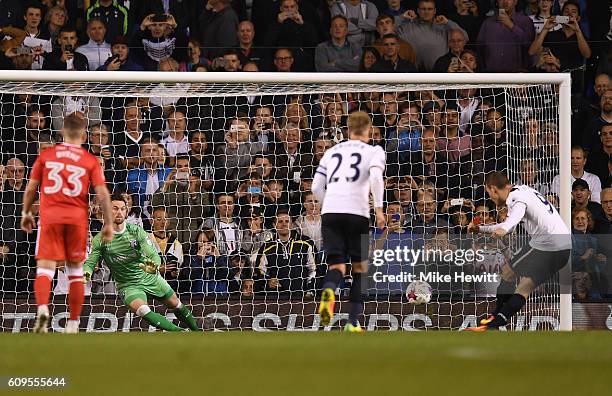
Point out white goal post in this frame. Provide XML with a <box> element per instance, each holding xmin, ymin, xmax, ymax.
<box><xmin>0</xmin><ymin>71</ymin><xmax>572</xmax><ymax>331</ymax></box>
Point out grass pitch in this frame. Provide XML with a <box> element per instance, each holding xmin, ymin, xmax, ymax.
<box><xmin>1</xmin><ymin>332</ymin><xmax>609</xmax><ymax>396</ymax></box>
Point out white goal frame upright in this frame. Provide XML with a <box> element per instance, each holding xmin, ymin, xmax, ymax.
<box><xmin>0</xmin><ymin>71</ymin><xmax>572</xmax><ymax>331</ymax></box>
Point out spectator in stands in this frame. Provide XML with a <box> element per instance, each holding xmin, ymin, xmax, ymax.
<box><xmin>197</xmin><ymin>0</ymin><xmax>239</xmax><ymax>60</ymax></box>
<box><xmin>397</xmin><ymin>0</ymin><xmax>467</xmax><ymax>71</ymax></box>
<box><xmin>456</xmin><ymin>87</ymin><xmax>479</xmax><ymax>133</ymax></box>
<box><xmin>432</xmin><ymin>28</ymin><xmax>466</xmax><ymax>72</ymax></box>
<box><xmin>358</xmin><ymin>46</ymin><xmax>381</xmax><ymax>72</ymax></box>
<box><xmin>214</xmin><ymin>117</ymin><xmax>264</xmax><ymax>191</ymax></box>
<box><xmin>98</xmin><ymin>35</ymin><xmax>144</xmax><ymax>71</ymax></box>
<box><xmin>152</xmin><ymin>155</ymin><xmax>211</xmax><ymax>251</ymax></box>
<box><xmin>383</xmin><ymin>0</ymin><xmax>408</xmax><ymax>26</ymax></box>
<box><xmin>315</xmin><ymin>15</ymin><xmax>362</xmax><ymax>72</ymax></box>
<box><xmin>318</xmin><ymin>102</ymin><xmax>346</xmax><ymax>143</ymax></box>
<box><xmin>126</xmin><ymin>137</ymin><xmax>173</xmax><ymax>211</ymax></box>
<box><xmin>188</xmin><ymin>130</ymin><xmax>215</xmax><ymax>191</ymax></box>
<box><xmin>51</xmin><ymin>96</ymin><xmax>100</xmax><ymax>133</ymax></box>
<box><xmin>265</xmin><ymin>0</ymin><xmax>319</xmax><ymax>71</ymax></box>
<box><xmin>22</xmin><ymin>4</ymin><xmax>52</xmax><ymax>70</ymax></box>
<box><xmin>86</xmin><ymin>0</ymin><xmax>128</xmax><ymax>44</ymax></box>
<box><xmin>371</xmin><ymin>33</ymin><xmax>417</xmax><ymax>72</ymax></box>
<box><xmin>589</xmin><ymin>73</ymin><xmax>611</xmax><ymax>113</ymax></box>
<box><xmin>381</xmin><ymin>91</ymin><xmax>399</xmax><ymax>142</ymax></box>
<box><xmin>42</xmin><ymin>26</ymin><xmax>89</xmax><ymax>70</ymax></box>
<box><xmin>2</xmin><ymin>107</ymin><xmax>50</xmax><ymax>167</ymax></box>
<box><xmin>476</xmin><ymin>0</ymin><xmax>535</xmax><ymax>72</ymax></box>
<box><xmin>407</xmin><ymin>128</ymin><xmax>450</xmax><ymax>190</ymax></box>
<box><xmin>412</xmin><ymin>189</ymin><xmax>448</xmax><ymax>234</ymax></box>
<box><xmin>202</xmin><ymin>193</ymin><xmax>242</xmax><ymax>254</ymax></box>
<box><xmin>528</xmin><ymin>1</ymin><xmax>591</xmax><ymax>72</ymax></box>
<box><xmin>250</xmin><ymin>105</ymin><xmax>279</xmax><ymax>153</ymax></box>
<box><xmin>113</xmin><ymin>101</ymin><xmax>146</xmax><ymax>170</ymax></box>
<box><xmin>132</xmin><ymin>13</ymin><xmax>187</xmax><ymax>71</ymax></box>
<box><xmin>447</xmin><ymin>0</ymin><xmax>481</xmax><ymax>41</ymax></box>
<box><xmin>530</xmin><ymin>0</ymin><xmax>557</xmax><ymax>34</ymax></box>
<box><xmin>517</xmin><ymin>158</ymin><xmax>550</xmax><ymax>195</ymax></box>
<box><xmin>185</xmin><ymin>38</ymin><xmax>208</xmax><ymax>71</ymax></box>
<box><xmin>582</xmin><ymin>90</ymin><xmax>612</xmax><ymax>153</ymax></box>
<box><xmin>436</xmin><ymin>105</ymin><xmax>471</xmax><ymax>163</ymax></box>
<box><xmin>532</xmin><ymin>47</ymin><xmax>561</xmax><ymax>72</ymax></box>
<box><xmin>129</xmin><ymin>0</ymin><xmax>194</xmax><ymax>33</ymax></box>
<box><xmin>0</xmin><ymin>157</ymin><xmax>29</xmax><ymax>292</ymax></box>
<box><xmin>330</xmin><ymin>0</ymin><xmax>379</xmax><ymax>47</ymax></box>
<box><xmin>76</xmin><ymin>18</ymin><xmax>111</xmax><ymax>71</ymax></box>
<box><xmin>586</xmin><ymin>123</ymin><xmax>612</xmax><ymax>187</ymax></box>
<box><xmin>571</xmin><ymin>178</ymin><xmax>604</xmax><ymax>222</ymax></box>
<box><xmin>88</xmin><ymin>123</ymin><xmax>126</xmax><ymax>191</ymax></box>
<box><xmin>148</xmin><ymin>206</ymin><xmax>184</xmax><ymax>291</ymax></box>
<box><xmin>218</xmin><ymin>49</ymin><xmax>242</xmax><ymax>72</ymax></box>
<box><xmin>273</xmin><ymin>48</ymin><xmax>295</xmax><ymax>72</ymax></box>
<box><xmin>372</xmin><ymin>14</ymin><xmax>416</xmax><ymax>65</ymax></box>
<box><xmin>313</xmin><ymin>137</ymin><xmax>333</xmax><ymax>167</ymax></box>
<box><xmin>572</xmin><ymin>207</ymin><xmax>605</xmax><ymax>299</ymax></box>
<box><xmin>43</xmin><ymin>5</ymin><xmax>68</xmax><ymax>45</ymax></box>
<box><xmin>296</xmin><ymin>191</ymin><xmax>322</xmax><ymax>250</ymax></box>
<box><xmin>236</xmin><ymin>21</ymin><xmax>263</xmax><ymax>67</ymax></box>
<box><xmin>161</xmin><ymin>109</ymin><xmax>189</xmax><ymax>159</ymax></box>
<box><xmin>552</xmin><ymin>146</ymin><xmax>601</xmax><ymax>203</ymax></box>
<box><xmin>275</xmin><ymin>126</ymin><xmax>314</xmax><ymax>193</ymax></box>
<box><xmin>254</xmin><ymin>210</ymin><xmax>316</xmax><ymax>293</ymax></box>
<box><xmin>240</xmin><ymin>206</ymin><xmax>273</xmax><ymax>254</ymax></box>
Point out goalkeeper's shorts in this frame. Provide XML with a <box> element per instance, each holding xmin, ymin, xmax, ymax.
<box><xmin>120</xmin><ymin>276</ymin><xmax>175</xmax><ymax>306</ymax></box>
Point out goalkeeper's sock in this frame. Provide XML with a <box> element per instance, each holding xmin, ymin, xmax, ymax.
<box><xmin>174</xmin><ymin>302</ymin><xmax>199</xmax><ymax>331</ymax></box>
<box><xmin>322</xmin><ymin>268</ymin><xmax>343</xmax><ymax>291</ymax></box>
<box><xmin>493</xmin><ymin>279</ymin><xmax>515</xmax><ymax>316</ymax></box>
<box><xmin>136</xmin><ymin>305</ymin><xmax>183</xmax><ymax>332</ymax></box>
<box><xmin>348</xmin><ymin>274</ymin><xmax>364</xmax><ymax>327</ymax></box>
<box><xmin>66</xmin><ymin>266</ymin><xmax>84</xmax><ymax>321</ymax></box>
<box><xmin>34</xmin><ymin>268</ymin><xmax>55</xmax><ymax>307</ymax></box>
<box><xmin>488</xmin><ymin>294</ymin><xmax>527</xmax><ymax>328</ymax></box>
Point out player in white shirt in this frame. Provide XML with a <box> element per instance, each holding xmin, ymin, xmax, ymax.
<box><xmin>312</xmin><ymin>111</ymin><xmax>386</xmax><ymax>333</ymax></box>
<box><xmin>467</xmin><ymin>172</ymin><xmax>571</xmax><ymax>330</ymax></box>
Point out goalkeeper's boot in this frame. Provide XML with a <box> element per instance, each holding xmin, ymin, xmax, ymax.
<box><xmin>65</xmin><ymin>320</ymin><xmax>79</xmax><ymax>334</ymax></box>
<box><xmin>318</xmin><ymin>288</ymin><xmax>336</xmax><ymax>326</ymax></box>
<box><xmin>479</xmin><ymin>315</ymin><xmax>495</xmax><ymax>326</ymax></box>
<box><xmin>344</xmin><ymin>323</ymin><xmax>365</xmax><ymax>333</ymax></box>
<box><xmin>33</xmin><ymin>305</ymin><xmax>49</xmax><ymax>334</ymax></box>
<box><xmin>464</xmin><ymin>325</ymin><xmax>489</xmax><ymax>332</ymax></box>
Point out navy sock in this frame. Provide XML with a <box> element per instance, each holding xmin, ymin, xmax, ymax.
<box><xmin>348</xmin><ymin>274</ymin><xmax>364</xmax><ymax>326</ymax></box>
<box><xmin>323</xmin><ymin>268</ymin><xmax>343</xmax><ymax>291</ymax></box>
<box><xmin>489</xmin><ymin>294</ymin><xmax>526</xmax><ymax>328</ymax></box>
<box><xmin>494</xmin><ymin>280</ymin><xmax>515</xmax><ymax>315</ymax></box>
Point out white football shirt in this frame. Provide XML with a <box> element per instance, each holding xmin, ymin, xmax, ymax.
<box><xmin>482</xmin><ymin>185</ymin><xmax>571</xmax><ymax>251</ymax></box>
<box><xmin>315</xmin><ymin>140</ymin><xmax>385</xmax><ymax>218</ymax></box>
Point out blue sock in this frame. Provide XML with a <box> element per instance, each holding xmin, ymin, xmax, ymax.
<box><xmin>348</xmin><ymin>274</ymin><xmax>364</xmax><ymax>326</ymax></box>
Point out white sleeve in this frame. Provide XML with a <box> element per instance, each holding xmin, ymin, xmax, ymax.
<box><xmin>369</xmin><ymin>166</ymin><xmax>384</xmax><ymax>209</ymax></box>
<box><xmin>480</xmin><ymin>201</ymin><xmax>526</xmax><ymax>234</ymax></box>
<box><xmin>591</xmin><ymin>176</ymin><xmax>602</xmax><ymax>203</ymax></box>
<box><xmin>312</xmin><ymin>156</ymin><xmax>328</xmax><ymax>204</ymax></box>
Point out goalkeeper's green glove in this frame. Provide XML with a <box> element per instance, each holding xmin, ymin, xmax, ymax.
<box><xmin>138</xmin><ymin>258</ymin><xmax>158</xmax><ymax>274</ymax></box>
<box><xmin>83</xmin><ymin>271</ymin><xmax>92</xmax><ymax>283</ymax></box>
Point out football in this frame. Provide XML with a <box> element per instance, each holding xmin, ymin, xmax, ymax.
<box><xmin>406</xmin><ymin>281</ymin><xmax>433</xmax><ymax>304</ymax></box>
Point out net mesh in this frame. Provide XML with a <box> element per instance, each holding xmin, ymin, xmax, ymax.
<box><xmin>0</xmin><ymin>79</ymin><xmax>564</xmax><ymax>332</ymax></box>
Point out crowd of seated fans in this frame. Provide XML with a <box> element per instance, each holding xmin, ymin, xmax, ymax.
<box><xmin>0</xmin><ymin>0</ymin><xmax>610</xmax><ymax>301</ymax></box>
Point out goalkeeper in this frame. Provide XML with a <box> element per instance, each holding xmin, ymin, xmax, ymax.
<box><xmin>83</xmin><ymin>193</ymin><xmax>199</xmax><ymax>331</ymax></box>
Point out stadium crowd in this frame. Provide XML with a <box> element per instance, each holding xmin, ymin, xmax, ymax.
<box><xmin>0</xmin><ymin>0</ymin><xmax>611</xmax><ymax>301</ymax></box>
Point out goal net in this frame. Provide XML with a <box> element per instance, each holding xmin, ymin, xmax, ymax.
<box><xmin>0</xmin><ymin>72</ymin><xmax>571</xmax><ymax>332</ymax></box>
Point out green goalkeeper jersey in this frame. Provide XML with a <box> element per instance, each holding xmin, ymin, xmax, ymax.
<box><xmin>83</xmin><ymin>223</ymin><xmax>161</xmax><ymax>290</ymax></box>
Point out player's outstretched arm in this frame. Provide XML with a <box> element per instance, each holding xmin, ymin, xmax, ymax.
<box><xmin>478</xmin><ymin>202</ymin><xmax>527</xmax><ymax>238</ymax></box>
<box><xmin>94</xmin><ymin>185</ymin><xmax>114</xmax><ymax>243</ymax></box>
<box><xmin>20</xmin><ymin>178</ymin><xmax>40</xmax><ymax>233</ymax></box>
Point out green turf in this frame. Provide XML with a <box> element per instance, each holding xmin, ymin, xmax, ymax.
<box><xmin>0</xmin><ymin>332</ymin><xmax>609</xmax><ymax>396</ymax></box>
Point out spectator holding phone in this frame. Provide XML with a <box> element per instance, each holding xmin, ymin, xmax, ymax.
<box><xmin>476</xmin><ymin>0</ymin><xmax>535</xmax><ymax>72</ymax></box>
<box><xmin>528</xmin><ymin>1</ymin><xmax>591</xmax><ymax>72</ymax></box>
<box><xmin>42</xmin><ymin>26</ymin><xmax>89</xmax><ymax>70</ymax></box>
<box><xmin>98</xmin><ymin>35</ymin><xmax>144</xmax><ymax>71</ymax></box>
<box><xmin>529</xmin><ymin>0</ymin><xmax>559</xmax><ymax>34</ymax></box>
<box><xmin>131</xmin><ymin>13</ymin><xmax>188</xmax><ymax>71</ymax></box>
